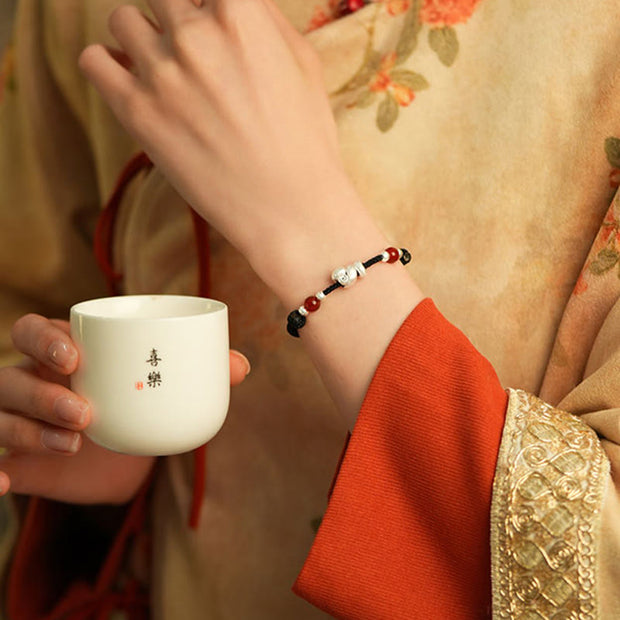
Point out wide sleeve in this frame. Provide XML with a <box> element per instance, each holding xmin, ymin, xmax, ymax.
<box><xmin>294</xmin><ymin>298</ymin><xmax>509</xmax><ymax>619</ymax></box>
<box><xmin>294</xmin><ymin>293</ymin><xmax>617</xmax><ymax>619</ymax></box>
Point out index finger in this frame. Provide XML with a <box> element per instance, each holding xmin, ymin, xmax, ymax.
<box><xmin>11</xmin><ymin>315</ymin><xmax>78</xmax><ymax>375</ymax></box>
<box><xmin>78</xmin><ymin>43</ymin><xmax>138</xmax><ymax>119</ymax></box>
<box><xmin>147</xmin><ymin>0</ymin><xmax>202</xmax><ymax>29</ymax></box>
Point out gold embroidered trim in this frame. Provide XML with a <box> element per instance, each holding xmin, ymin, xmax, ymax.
<box><xmin>490</xmin><ymin>389</ymin><xmax>609</xmax><ymax>620</ymax></box>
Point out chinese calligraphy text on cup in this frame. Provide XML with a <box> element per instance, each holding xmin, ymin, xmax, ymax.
<box><xmin>70</xmin><ymin>295</ymin><xmax>229</xmax><ymax>456</ymax></box>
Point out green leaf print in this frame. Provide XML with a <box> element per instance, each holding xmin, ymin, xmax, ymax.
<box><xmin>346</xmin><ymin>50</ymin><xmax>383</xmax><ymax>91</ymax></box>
<box><xmin>355</xmin><ymin>89</ymin><xmax>378</xmax><ymax>108</ymax></box>
<box><xmin>605</xmin><ymin>137</ymin><xmax>620</xmax><ymax>169</ymax></box>
<box><xmin>395</xmin><ymin>0</ymin><xmax>422</xmax><ymax>65</ymax></box>
<box><xmin>390</xmin><ymin>69</ymin><xmax>429</xmax><ymax>91</ymax></box>
<box><xmin>377</xmin><ymin>92</ymin><xmax>399</xmax><ymax>132</ymax></box>
<box><xmin>330</xmin><ymin>0</ymin><xmax>482</xmax><ymax>133</ymax></box>
<box><xmin>429</xmin><ymin>26</ymin><xmax>459</xmax><ymax>67</ymax></box>
<box><xmin>589</xmin><ymin>248</ymin><xmax>620</xmax><ymax>275</ymax></box>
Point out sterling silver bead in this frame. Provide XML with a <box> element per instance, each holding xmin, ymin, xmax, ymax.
<box><xmin>332</xmin><ymin>265</ymin><xmax>359</xmax><ymax>287</ymax></box>
<box><xmin>353</xmin><ymin>261</ymin><xmax>366</xmax><ymax>278</ymax></box>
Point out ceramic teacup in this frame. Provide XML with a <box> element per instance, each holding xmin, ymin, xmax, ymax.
<box><xmin>70</xmin><ymin>295</ymin><xmax>229</xmax><ymax>456</ymax></box>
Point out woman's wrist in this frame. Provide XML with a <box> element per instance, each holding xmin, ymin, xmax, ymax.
<box><xmin>296</xmin><ymin>255</ymin><xmax>424</xmax><ymax>426</ymax></box>
<box><xmin>243</xmin><ymin>176</ymin><xmax>391</xmax><ymax>309</ymax></box>
<box><xmin>238</xmin><ymin>177</ymin><xmax>424</xmax><ymax>426</ymax></box>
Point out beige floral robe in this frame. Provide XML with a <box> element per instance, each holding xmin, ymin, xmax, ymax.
<box><xmin>0</xmin><ymin>0</ymin><xmax>619</xmax><ymax>617</ymax></box>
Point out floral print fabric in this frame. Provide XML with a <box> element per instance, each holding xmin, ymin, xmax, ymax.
<box><xmin>305</xmin><ymin>0</ymin><xmax>483</xmax><ymax>131</ymax></box>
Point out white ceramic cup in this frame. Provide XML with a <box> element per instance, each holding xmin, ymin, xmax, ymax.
<box><xmin>70</xmin><ymin>295</ymin><xmax>229</xmax><ymax>456</ymax></box>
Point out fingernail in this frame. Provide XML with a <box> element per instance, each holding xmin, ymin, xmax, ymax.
<box><xmin>233</xmin><ymin>351</ymin><xmax>251</xmax><ymax>376</ymax></box>
<box><xmin>41</xmin><ymin>429</ymin><xmax>80</xmax><ymax>453</ymax></box>
<box><xmin>54</xmin><ymin>397</ymin><xmax>88</xmax><ymax>426</ymax></box>
<box><xmin>47</xmin><ymin>341</ymin><xmax>76</xmax><ymax>368</ymax></box>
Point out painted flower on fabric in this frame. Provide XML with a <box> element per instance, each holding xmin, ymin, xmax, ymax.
<box><xmin>304</xmin><ymin>0</ymin><xmax>342</xmax><ymax>32</ymax></box>
<box><xmin>600</xmin><ymin>208</ymin><xmax>620</xmax><ymax>245</ymax></box>
<box><xmin>330</xmin><ymin>0</ymin><xmax>481</xmax><ymax>131</ymax></box>
<box><xmin>420</xmin><ymin>0</ymin><xmax>482</xmax><ymax>27</ymax></box>
<box><xmin>421</xmin><ymin>0</ymin><xmax>483</xmax><ymax>67</ymax></box>
<box><xmin>348</xmin><ymin>52</ymin><xmax>429</xmax><ymax>132</ymax></box>
<box><xmin>605</xmin><ymin>137</ymin><xmax>620</xmax><ymax>189</ymax></box>
<box><xmin>384</xmin><ymin>0</ymin><xmax>411</xmax><ymax>17</ymax></box>
<box><xmin>572</xmin><ymin>270</ymin><xmax>588</xmax><ymax>296</ymax></box>
<box><xmin>573</xmin><ymin>138</ymin><xmax>620</xmax><ymax>296</ymax></box>
<box><xmin>575</xmin><ymin>209</ymin><xmax>620</xmax><ymax>296</ymax></box>
<box><xmin>369</xmin><ymin>52</ymin><xmax>415</xmax><ymax>105</ymax></box>
<box><xmin>347</xmin><ymin>51</ymin><xmax>429</xmax><ymax>131</ymax></box>
<box><xmin>305</xmin><ymin>6</ymin><xmax>335</xmax><ymax>32</ymax></box>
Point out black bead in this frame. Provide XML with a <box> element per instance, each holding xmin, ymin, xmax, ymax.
<box><xmin>288</xmin><ymin>310</ymin><xmax>306</xmax><ymax>329</ymax></box>
<box><xmin>287</xmin><ymin>310</ymin><xmax>306</xmax><ymax>337</ymax></box>
<box><xmin>399</xmin><ymin>248</ymin><xmax>412</xmax><ymax>265</ymax></box>
<box><xmin>287</xmin><ymin>323</ymin><xmax>300</xmax><ymax>338</ymax></box>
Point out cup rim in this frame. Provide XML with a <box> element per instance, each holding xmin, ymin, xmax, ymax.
<box><xmin>70</xmin><ymin>295</ymin><xmax>227</xmax><ymax>321</ymax></box>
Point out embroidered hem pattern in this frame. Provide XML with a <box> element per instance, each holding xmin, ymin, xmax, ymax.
<box><xmin>490</xmin><ymin>389</ymin><xmax>609</xmax><ymax>619</ymax></box>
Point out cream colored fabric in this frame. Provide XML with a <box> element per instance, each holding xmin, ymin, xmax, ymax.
<box><xmin>545</xmin><ymin>292</ymin><xmax>620</xmax><ymax>619</ymax></box>
<box><xmin>1</xmin><ymin>0</ymin><xmax>619</xmax><ymax>618</ymax></box>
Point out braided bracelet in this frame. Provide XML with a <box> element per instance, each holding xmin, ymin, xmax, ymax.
<box><xmin>286</xmin><ymin>247</ymin><xmax>411</xmax><ymax>337</ymax></box>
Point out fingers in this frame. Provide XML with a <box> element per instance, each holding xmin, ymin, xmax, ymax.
<box><xmin>11</xmin><ymin>314</ymin><xmax>78</xmax><ymax>375</ymax></box>
<box><xmin>0</xmin><ymin>411</ymin><xmax>81</xmax><ymax>456</ymax></box>
<box><xmin>0</xmin><ymin>366</ymin><xmax>90</xmax><ymax>431</ymax></box>
<box><xmin>48</xmin><ymin>319</ymin><xmax>70</xmax><ymax>335</ymax></box>
<box><xmin>79</xmin><ymin>43</ymin><xmax>138</xmax><ymax>115</ymax></box>
<box><xmin>7</xmin><ymin>315</ymin><xmax>89</xmax><ymax>457</ymax></box>
<box><xmin>147</xmin><ymin>0</ymin><xmax>202</xmax><ymax>29</ymax></box>
<box><xmin>229</xmin><ymin>350</ymin><xmax>251</xmax><ymax>386</ymax></box>
<box><xmin>0</xmin><ymin>362</ymin><xmax>89</xmax><ymax>458</ymax></box>
<box><xmin>108</xmin><ymin>5</ymin><xmax>164</xmax><ymax>74</ymax></box>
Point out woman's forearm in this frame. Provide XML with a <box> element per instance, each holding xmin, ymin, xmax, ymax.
<box><xmin>243</xmin><ymin>178</ymin><xmax>424</xmax><ymax>426</ymax></box>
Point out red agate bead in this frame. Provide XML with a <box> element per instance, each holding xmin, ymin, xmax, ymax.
<box><xmin>304</xmin><ymin>296</ymin><xmax>321</xmax><ymax>312</ymax></box>
<box><xmin>385</xmin><ymin>247</ymin><xmax>400</xmax><ymax>263</ymax></box>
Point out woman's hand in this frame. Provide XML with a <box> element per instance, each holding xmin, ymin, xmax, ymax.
<box><xmin>0</xmin><ymin>314</ymin><xmax>251</xmax><ymax>504</ymax></box>
<box><xmin>78</xmin><ymin>0</ymin><xmax>384</xmax><ymax>300</ymax></box>
<box><xmin>79</xmin><ymin>0</ymin><xmax>423</xmax><ymax>425</ymax></box>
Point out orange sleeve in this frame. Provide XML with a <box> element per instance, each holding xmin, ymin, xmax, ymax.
<box><xmin>293</xmin><ymin>298</ymin><xmax>508</xmax><ymax>619</ymax></box>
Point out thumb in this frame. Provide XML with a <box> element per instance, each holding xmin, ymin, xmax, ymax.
<box><xmin>229</xmin><ymin>350</ymin><xmax>251</xmax><ymax>386</ymax></box>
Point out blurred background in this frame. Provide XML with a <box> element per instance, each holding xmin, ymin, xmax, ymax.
<box><xmin>0</xmin><ymin>0</ymin><xmax>17</xmax><ymax>53</ymax></box>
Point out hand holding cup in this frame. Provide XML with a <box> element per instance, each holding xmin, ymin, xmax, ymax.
<box><xmin>0</xmin><ymin>305</ymin><xmax>249</xmax><ymax>502</ymax></box>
